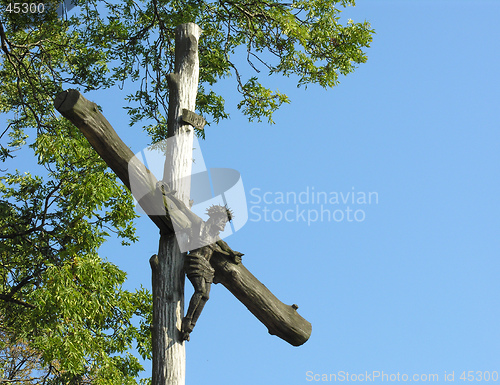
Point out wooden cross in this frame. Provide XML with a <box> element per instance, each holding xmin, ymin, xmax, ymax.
<box><xmin>54</xmin><ymin>23</ymin><xmax>311</xmax><ymax>385</ymax></box>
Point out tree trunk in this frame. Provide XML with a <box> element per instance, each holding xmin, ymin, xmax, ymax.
<box><xmin>150</xmin><ymin>235</ymin><xmax>185</xmax><ymax>385</ymax></box>
<box><xmin>151</xmin><ymin>23</ymin><xmax>202</xmax><ymax>385</ymax></box>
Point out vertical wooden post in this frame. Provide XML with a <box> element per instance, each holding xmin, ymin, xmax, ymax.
<box><xmin>150</xmin><ymin>23</ymin><xmax>202</xmax><ymax>385</ymax></box>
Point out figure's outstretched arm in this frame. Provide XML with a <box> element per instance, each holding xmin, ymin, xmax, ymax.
<box><xmin>215</xmin><ymin>238</ymin><xmax>244</xmax><ymax>264</ymax></box>
<box><xmin>156</xmin><ymin>181</ymin><xmax>202</xmax><ymax>229</ymax></box>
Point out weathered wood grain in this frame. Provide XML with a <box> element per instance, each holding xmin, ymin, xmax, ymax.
<box><xmin>54</xmin><ymin>86</ymin><xmax>312</xmax><ymax>347</ymax></box>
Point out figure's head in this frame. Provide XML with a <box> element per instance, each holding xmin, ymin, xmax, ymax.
<box><xmin>206</xmin><ymin>204</ymin><xmax>233</xmax><ymax>233</ymax></box>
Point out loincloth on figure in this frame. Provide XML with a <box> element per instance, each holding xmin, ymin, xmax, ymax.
<box><xmin>184</xmin><ymin>247</ymin><xmax>215</xmax><ymax>283</ymax></box>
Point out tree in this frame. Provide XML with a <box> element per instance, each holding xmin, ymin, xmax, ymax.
<box><xmin>0</xmin><ymin>321</ymin><xmax>51</xmax><ymax>383</ymax></box>
<box><xmin>0</xmin><ymin>0</ymin><xmax>373</xmax><ymax>383</ymax></box>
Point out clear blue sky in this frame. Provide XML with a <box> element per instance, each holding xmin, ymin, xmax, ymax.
<box><xmin>15</xmin><ymin>1</ymin><xmax>500</xmax><ymax>383</ymax></box>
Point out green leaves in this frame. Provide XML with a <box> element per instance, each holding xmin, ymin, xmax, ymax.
<box><xmin>0</xmin><ymin>120</ymin><xmax>141</xmax><ymax>382</ymax></box>
<box><xmin>27</xmin><ymin>255</ymin><xmax>150</xmax><ymax>381</ymax></box>
<box><xmin>192</xmin><ymin>0</ymin><xmax>373</xmax><ymax>123</ymax></box>
<box><xmin>0</xmin><ymin>245</ymin><xmax>152</xmax><ymax>382</ymax></box>
<box><xmin>0</xmin><ymin>0</ymin><xmax>373</xmax><ymax>142</ymax></box>
<box><xmin>237</xmin><ymin>77</ymin><xmax>290</xmax><ymax>123</ymax></box>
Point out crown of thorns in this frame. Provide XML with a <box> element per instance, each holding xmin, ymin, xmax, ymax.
<box><xmin>206</xmin><ymin>204</ymin><xmax>233</xmax><ymax>221</ymax></box>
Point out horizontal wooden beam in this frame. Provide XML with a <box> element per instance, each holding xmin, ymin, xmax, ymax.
<box><xmin>212</xmin><ymin>242</ymin><xmax>311</xmax><ymax>346</ymax></box>
<box><xmin>53</xmin><ymin>89</ymin><xmax>312</xmax><ymax>346</ymax></box>
<box><xmin>54</xmin><ymin>89</ymin><xmax>175</xmax><ymax>233</ymax></box>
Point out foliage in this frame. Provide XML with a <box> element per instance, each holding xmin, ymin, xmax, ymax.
<box><xmin>1</xmin><ymin>276</ymin><xmax>152</xmax><ymax>384</ymax></box>
<box><xmin>0</xmin><ymin>120</ymin><xmax>151</xmax><ymax>382</ymax></box>
<box><xmin>0</xmin><ymin>0</ymin><xmax>373</xmax><ymax>133</ymax></box>
<box><xmin>0</xmin><ymin>325</ymin><xmax>50</xmax><ymax>383</ymax></box>
<box><xmin>0</xmin><ymin>0</ymin><xmax>372</xmax><ymax>382</ymax></box>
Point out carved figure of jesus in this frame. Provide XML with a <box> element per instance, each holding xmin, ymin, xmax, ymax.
<box><xmin>180</xmin><ymin>205</ymin><xmax>233</xmax><ymax>341</ymax></box>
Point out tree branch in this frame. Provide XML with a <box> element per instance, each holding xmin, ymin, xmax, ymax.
<box><xmin>0</xmin><ymin>294</ymin><xmax>35</xmax><ymax>309</ymax></box>
<box><xmin>0</xmin><ymin>21</ymin><xmax>12</xmax><ymax>55</ymax></box>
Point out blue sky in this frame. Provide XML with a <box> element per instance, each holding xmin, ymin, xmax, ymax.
<box><xmin>97</xmin><ymin>1</ymin><xmax>500</xmax><ymax>383</ymax></box>
<box><xmin>7</xmin><ymin>0</ymin><xmax>499</xmax><ymax>383</ymax></box>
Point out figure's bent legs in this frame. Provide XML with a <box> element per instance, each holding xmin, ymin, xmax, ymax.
<box><xmin>191</xmin><ymin>281</ymin><xmax>210</xmax><ymax>326</ymax></box>
<box><xmin>181</xmin><ymin>277</ymin><xmax>211</xmax><ymax>340</ymax></box>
